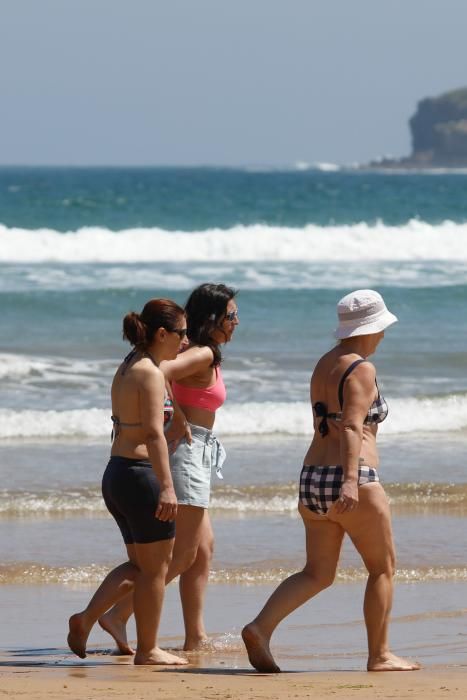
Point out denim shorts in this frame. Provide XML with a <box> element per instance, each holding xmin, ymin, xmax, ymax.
<box><xmin>170</xmin><ymin>423</ymin><xmax>226</xmax><ymax>508</ymax></box>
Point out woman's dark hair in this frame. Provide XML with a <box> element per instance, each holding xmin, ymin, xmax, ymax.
<box><xmin>123</xmin><ymin>298</ymin><xmax>185</xmax><ymax>350</ymax></box>
<box><xmin>184</xmin><ymin>283</ymin><xmax>237</xmax><ymax>366</ymax></box>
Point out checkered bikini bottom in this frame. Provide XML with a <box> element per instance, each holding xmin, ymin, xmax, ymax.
<box><xmin>299</xmin><ymin>465</ymin><xmax>379</xmax><ymax>515</ymax></box>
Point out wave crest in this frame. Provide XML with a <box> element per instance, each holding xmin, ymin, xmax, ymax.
<box><xmin>3</xmin><ymin>393</ymin><xmax>467</xmax><ymax>439</ymax></box>
<box><xmin>3</xmin><ymin>220</ymin><xmax>467</xmax><ymax>263</ymax></box>
<box><xmin>2</xmin><ymin>482</ymin><xmax>467</xmax><ymax>518</ymax></box>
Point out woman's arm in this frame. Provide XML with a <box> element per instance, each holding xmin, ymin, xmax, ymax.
<box><xmin>337</xmin><ymin>363</ymin><xmax>376</xmax><ymax>512</ymax></box>
<box><xmin>164</xmin><ymin>387</ymin><xmax>192</xmax><ymax>452</ymax></box>
<box><xmin>139</xmin><ymin>367</ymin><xmax>177</xmax><ymax>522</ymax></box>
<box><xmin>160</xmin><ymin>346</ymin><xmax>214</xmax><ymax>447</ymax></box>
<box><xmin>160</xmin><ymin>345</ymin><xmax>214</xmax><ymax>382</ymax></box>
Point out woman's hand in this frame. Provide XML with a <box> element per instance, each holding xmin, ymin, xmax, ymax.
<box><xmin>166</xmin><ymin>420</ymin><xmax>192</xmax><ymax>454</ymax></box>
<box><xmin>335</xmin><ymin>479</ymin><xmax>359</xmax><ymax>514</ymax></box>
<box><xmin>164</xmin><ymin>409</ymin><xmax>185</xmax><ymax>444</ymax></box>
<box><xmin>165</xmin><ymin>396</ymin><xmax>192</xmax><ymax>453</ymax></box>
<box><xmin>183</xmin><ymin>421</ymin><xmax>192</xmax><ymax>444</ymax></box>
<box><xmin>156</xmin><ymin>485</ymin><xmax>178</xmax><ymax>521</ymax></box>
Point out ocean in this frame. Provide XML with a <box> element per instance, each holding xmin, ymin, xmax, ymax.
<box><xmin>2</xmin><ymin>166</ymin><xmax>467</xmax><ymax>670</ymax></box>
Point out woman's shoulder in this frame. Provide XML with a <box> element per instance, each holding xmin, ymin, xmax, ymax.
<box><xmin>131</xmin><ymin>355</ymin><xmax>164</xmax><ymax>382</ymax></box>
<box><xmin>341</xmin><ymin>358</ymin><xmax>376</xmax><ymax>398</ymax></box>
<box><xmin>112</xmin><ymin>355</ymin><xmax>164</xmax><ymax>397</ymax></box>
<box><xmin>312</xmin><ymin>351</ymin><xmax>375</xmax><ymax>381</ymax></box>
<box><xmin>344</xmin><ymin>355</ymin><xmax>375</xmax><ymax>376</ymax></box>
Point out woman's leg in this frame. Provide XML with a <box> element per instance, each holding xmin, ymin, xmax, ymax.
<box><xmin>98</xmin><ymin>591</ymin><xmax>134</xmax><ymax>655</ymax></box>
<box><xmin>97</xmin><ymin>504</ymin><xmax>206</xmax><ymax>651</ymax></box>
<box><xmin>179</xmin><ymin>509</ymin><xmax>214</xmax><ymax>650</ymax></box>
<box><xmin>335</xmin><ymin>483</ymin><xmax>420</xmax><ymax>671</ymax></box>
<box><xmin>98</xmin><ymin>566</ymin><xmax>135</xmax><ymax>656</ymax></box>
<box><xmin>166</xmin><ymin>504</ymin><xmax>206</xmax><ymax>581</ymax></box>
<box><xmin>131</xmin><ymin>538</ymin><xmax>187</xmax><ymax>665</ymax></box>
<box><xmin>242</xmin><ymin>502</ymin><xmax>345</xmax><ymax>672</ymax></box>
<box><xmin>67</xmin><ymin>544</ymin><xmax>139</xmax><ymax>658</ymax></box>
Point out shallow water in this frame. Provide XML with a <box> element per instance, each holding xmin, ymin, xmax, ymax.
<box><xmin>3</xmin><ymin>582</ymin><xmax>467</xmax><ymax>671</ymax></box>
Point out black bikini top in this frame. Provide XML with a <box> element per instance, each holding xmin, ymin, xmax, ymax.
<box><xmin>313</xmin><ymin>359</ymin><xmax>388</xmax><ymax>438</ymax></box>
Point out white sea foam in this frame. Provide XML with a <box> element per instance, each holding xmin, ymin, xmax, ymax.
<box><xmin>1</xmin><ymin>482</ymin><xmax>465</xmax><ymax>519</ymax></box>
<box><xmin>0</xmin><ymin>407</ymin><xmax>109</xmax><ymax>439</ymax></box>
<box><xmin>4</xmin><ymin>259</ymin><xmax>467</xmax><ymax>291</ymax></box>
<box><xmin>217</xmin><ymin>396</ymin><xmax>467</xmax><ymax>436</ymax></box>
<box><xmin>3</xmin><ymin>220</ymin><xmax>467</xmax><ymax>263</ymax></box>
<box><xmin>313</xmin><ymin>162</ymin><xmax>340</xmax><ymax>172</ymax></box>
<box><xmin>2</xmin><ymin>394</ymin><xmax>467</xmax><ymax>440</ymax></box>
<box><xmin>0</xmin><ymin>353</ymin><xmax>111</xmax><ymax>381</ymax></box>
<box><xmin>0</xmin><ymin>354</ymin><xmax>113</xmax><ymax>408</ymax></box>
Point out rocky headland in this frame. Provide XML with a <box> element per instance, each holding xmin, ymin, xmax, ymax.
<box><xmin>369</xmin><ymin>87</ymin><xmax>467</xmax><ymax>169</ymax></box>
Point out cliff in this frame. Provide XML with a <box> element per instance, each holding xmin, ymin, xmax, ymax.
<box><xmin>370</xmin><ymin>87</ymin><xmax>467</xmax><ymax>168</ymax></box>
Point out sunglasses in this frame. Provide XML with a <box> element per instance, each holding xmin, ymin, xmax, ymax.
<box><xmin>224</xmin><ymin>309</ymin><xmax>239</xmax><ymax>322</ymax></box>
<box><xmin>169</xmin><ymin>327</ymin><xmax>187</xmax><ymax>339</ymax></box>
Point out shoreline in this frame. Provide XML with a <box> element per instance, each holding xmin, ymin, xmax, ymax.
<box><xmin>3</xmin><ymin>581</ymin><xmax>467</xmax><ymax>671</ymax></box>
<box><xmin>2</xmin><ymin>659</ymin><xmax>467</xmax><ymax>700</ymax></box>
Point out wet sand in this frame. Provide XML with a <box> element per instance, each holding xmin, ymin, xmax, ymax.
<box><xmin>1</xmin><ymin>657</ymin><xmax>467</xmax><ymax>700</ymax></box>
<box><xmin>3</xmin><ymin>581</ymin><xmax>467</xmax><ymax>669</ymax></box>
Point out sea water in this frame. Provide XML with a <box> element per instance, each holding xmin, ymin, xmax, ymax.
<box><xmin>1</xmin><ymin>166</ymin><xmax>467</xmax><ymax>669</ymax></box>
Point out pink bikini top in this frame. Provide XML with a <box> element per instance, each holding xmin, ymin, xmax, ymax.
<box><xmin>172</xmin><ymin>366</ymin><xmax>226</xmax><ymax>413</ymax></box>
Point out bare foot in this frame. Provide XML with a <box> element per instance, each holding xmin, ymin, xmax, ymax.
<box><xmin>368</xmin><ymin>652</ymin><xmax>421</xmax><ymax>671</ymax></box>
<box><xmin>98</xmin><ymin>612</ymin><xmax>135</xmax><ymax>656</ymax></box>
<box><xmin>184</xmin><ymin>635</ymin><xmax>210</xmax><ymax>652</ymax></box>
<box><xmin>134</xmin><ymin>647</ymin><xmax>189</xmax><ymax>665</ymax></box>
<box><xmin>241</xmin><ymin>622</ymin><xmax>280</xmax><ymax>673</ymax></box>
<box><xmin>67</xmin><ymin>613</ymin><xmax>90</xmax><ymax>659</ymax></box>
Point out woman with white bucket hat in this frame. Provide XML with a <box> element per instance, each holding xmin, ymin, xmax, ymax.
<box><xmin>243</xmin><ymin>290</ymin><xmax>420</xmax><ymax>673</ymax></box>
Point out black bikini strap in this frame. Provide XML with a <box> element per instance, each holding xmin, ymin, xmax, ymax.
<box><xmin>338</xmin><ymin>359</ymin><xmax>367</xmax><ymax>410</ymax></box>
<box><xmin>123</xmin><ymin>348</ymin><xmax>137</xmax><ymax>364</ymax></box>
<box><xmin>121</xmin><ymin>348</ymin><xmax>138</xmax><ymax>376</ymax></box>
<box><xmin>110</xmin><ymin>415</ymin><xmax>120</xmax><ymax>442</ymax></box>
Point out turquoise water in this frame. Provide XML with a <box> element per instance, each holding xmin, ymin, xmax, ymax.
<box><xmin>2</xmin><ymin>166</ymin><xmax>467</xmax><ymax>472</ymax></box>
<box><xmin>2</xmin><ymin>167</ymin><xmax>467</xmax><ymax>229</ymax></box>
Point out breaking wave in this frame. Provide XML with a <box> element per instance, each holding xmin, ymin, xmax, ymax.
<box><xmin>2</xmin><ymin>482</ymin><xmax>467</xmax><ymax>519</ymax></box>
<box><xmin>2</xmin><ymin>393</ymin><xmax>467</xmax><ymax>439</ymax></box>
<box><xmin>2</xmin><ymin>220</ymin><xmax>467</xmax><ymax>263</ymax></box>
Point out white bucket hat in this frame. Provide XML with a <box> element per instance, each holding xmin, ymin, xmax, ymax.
<box><xmin>335</xmin><ymin>289</ymin><xmax>398</xmax><ymax>339</ymax></box>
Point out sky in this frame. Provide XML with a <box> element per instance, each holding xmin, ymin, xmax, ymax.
<box><xmin>1</xmin><ymin>0</ymin><xmax>467</xmax><ymax>167</ymax></box>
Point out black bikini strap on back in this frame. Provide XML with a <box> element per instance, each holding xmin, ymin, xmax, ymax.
<box><xmin>120</xmin><ymin>348</ymin><xmax>137</xmax><ymax>376</ymax></box>
<box><xmin>313</xmin><ymin>401</ymin><xmax>329</xmax><ymax>437</ymax></box>
<box><xmin>338</xmin><ymin>359</ymin><xmax>366</xmax><ymax>410</ymax></box>
<box><xmin>110</xmin><ymin>415</ymin><xmax>120</xmax><ymax>442</ymax></box>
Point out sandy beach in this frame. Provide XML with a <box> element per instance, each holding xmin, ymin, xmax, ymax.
<box><xmin>2</xmin><ymin>579</ymin><xmax>467</xmax><ymax>699</ymax></box>
<box><xmin>2</xmin><ymin>658</ymin><xmax>467</xmax><ymax>700</ymax></box>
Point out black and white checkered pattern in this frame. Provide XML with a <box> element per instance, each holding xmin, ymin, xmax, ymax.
<box><xmin>365</xmin><ymin>384</ymin><xmax>388</xmax><ymax>424</ymax></box>
<box><xmin>299</xmin><ymin>465</ymin><xmax>379</xmax><ymax>515</ymax></box>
